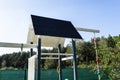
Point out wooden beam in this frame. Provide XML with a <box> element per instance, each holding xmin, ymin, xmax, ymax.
<box><xmin>0</xmin><ymin>42</ymin><xmax>37</xmax><ymax>48</ymax></box>
<box><xmin>76</xmin><ymin>27</ymin><xmax>100</xmax><ymax>33</ymax></box>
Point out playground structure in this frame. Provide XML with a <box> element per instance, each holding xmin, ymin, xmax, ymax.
<box><xmin>0</xmin><ymin>15</ymin><xmax>100</xmax><ymax>80</ymax></box>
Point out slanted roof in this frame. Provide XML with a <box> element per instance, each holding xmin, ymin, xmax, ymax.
<box><xmin>31</xmin><ymin>15</ymin><xmax>82</xmax><ymax>39</ymax></box>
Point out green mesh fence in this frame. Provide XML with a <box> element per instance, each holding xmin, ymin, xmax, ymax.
<box><xmin>0</xmin><ymin>68</ymin><xmax>108</xmax><ymax>80</ymax></box>
<box><xmin>0</xmin><ymin>70</ymin><xmax>27</xmax><ymax>80</ymax></box>
<box><xmin>41</xmin><ymin>68</ymin><xmax>108</xmax><ymax>80</ymax></box>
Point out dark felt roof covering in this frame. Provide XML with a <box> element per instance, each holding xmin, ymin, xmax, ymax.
<box><xmin>31</xmin><ymin>15</ymin><xmax>82</xmax><ymax>39</ymax></box>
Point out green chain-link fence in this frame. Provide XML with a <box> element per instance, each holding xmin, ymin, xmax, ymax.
<box><xmin>0</xmin><ymin>68</ymin><xmax>108</xmax><ymax>80</ymax></box>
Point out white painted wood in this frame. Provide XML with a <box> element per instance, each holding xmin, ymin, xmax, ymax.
<box><xmin>62</xmin><ymin>56</ymin><xmax>73</xmax><ymax>61</ymax></box>
<box><xmin>41</xmin><ymin>57</ymin><xmax>59</xmax><ymax>59</ymax></box>
<box><xmin>76</xmin><ymin>27</ymin><xmax>100</xmax><ymax>33</ymax></box>
<box><xmin>0</xmin><ymin>42</ymin><xmax>37</xmax><ymax>48</ymax></box>
<box><xmin>27</xmin><ymin>26</ymin><xmax>65</xmax><ymax>47</ymax></box>
<box><xmin>41</xmin><ymin>53</ymin><xmax>73</xmax><ymax>56</ymax></box>
<box><xmin>28</xmin><ymin>55</ymin><xmax>37</xmax><ymax>80</ymax></box>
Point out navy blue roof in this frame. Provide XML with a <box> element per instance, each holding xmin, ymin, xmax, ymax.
<box><xmin>31</xmin><ymin>15</ymin><xmax>82</xmax><ymax>39</ymax></box>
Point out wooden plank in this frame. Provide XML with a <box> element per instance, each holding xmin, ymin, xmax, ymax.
<box><xmin>76</xmin><ymin>27</ymin><xmax>100</xmax><ymax>33</ymax></box>
<box><xmin>0</xmin><ymin>42</ymin><xmax>37</xmax><ymax>48</ymax></box>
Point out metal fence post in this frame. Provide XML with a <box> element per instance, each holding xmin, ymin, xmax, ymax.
<box><xmin>72</xmin><ymin>39</ymin><xmax>78</xmax><ymax>80</ymax></box>
<box><xmin>37</xmin><ymin>37</ymin><xmax>41</xmax><ymax>80</ymax></box>
<box><xmin>58</xmin><ymin>44</ymin><xmax>62</xmax><ymax>80</ymax></box>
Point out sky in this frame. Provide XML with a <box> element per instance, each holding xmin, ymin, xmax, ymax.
<box><xmin>0</xmin><ymin>0</ymin><xmax>120</xmax><ymax>55</ymax></box>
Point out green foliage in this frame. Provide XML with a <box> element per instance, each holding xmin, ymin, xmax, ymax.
<box><xmin>76</xmin><ymin>42</ymin><xmax>96</xmax><ymax>65</ymax></box>
<box><xmin>98</xmin><ymin>35</ymin><xmax>120</xmax><ymax>80</ymax></box>
<box><xmin>100</xmin><ymin>47</ymin><xmax>120</xmax><ymax>79</ymax></box>
<box><xmin>113</xmin><ymin>34</ymin><xmax>120</xmax><ymax>48</ymax></box>
<box><xmin>0</xmin><ymin>52</ymin><xmax>30</xmax><ymax>69</ymax></box>
<box><xmin>44</xmin><ymin>57</ymin><xmax>58</xmax><ymax>69</ymax></box>
<box><xmin>15</xmin><ymin>52</ymin><xmax>29</xmax><ymax>69</ymax></box>
<box><xmin>66</xmin><ymin>45</ymin><xmax>72</xmax><ymax>53</ymax></box>
<box><xmin>107</xmin><ymin>35</ymin><xmax>116</xmax><ymax>48</ymax></box>
<box><xmin>97</xmin><ymin>36</ymin><xmax>107</xmax><ymax>49</ymax></box>
<box><xmin>1</xmin><ymin>60</ymin><xmax>6</xmax><ymax>68</ymax></box>
<box><xmin>0</xmin><ymin>67</ymin><xmax>18</xmax><ymax>70</ymax></box>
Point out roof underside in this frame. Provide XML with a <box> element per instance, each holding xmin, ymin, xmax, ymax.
<box><xmin>31</xmin><ymin>15</ymin><xmax>82</xmax><ymax>39</ymax></box>
<box><xmin>27</xmin><ymin>25</ymin><xmax>65</xmax><ymax>47</ymax></box>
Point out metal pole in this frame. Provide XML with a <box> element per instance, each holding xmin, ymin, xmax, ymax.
<box><xmin>72</xmin><ymin>39</ymin><xmax>78</xmax><ymax>80</ymax></box>
<box><xmin>20</xmin><ymin>44</ymin><xmax>27</xmax><ymax>80</ymax></box>
<box><xmin>94</xmin><ymin>33</ymin><xmax>101</xmax><ymax>80</ymax></box>
<box><xmin>37</xmin><ymin>37</ymin><xmax>41</xmax><ymax>80</ymax></box>
<box><xmin>58</xmin><ymin>44</ymin><xmax>62</xmax><ymax>80</ymax></box>
<box><xmin>24</xmin><ymin>69</ymin><xmax>27</xmax><ymax>80</ymax></box>
<box><xmin>30</xmin><ymin>42</ymin><xmax>33</xmax><ymax>57</ymax></box>
<box><xmin>21</xmin><ymin>44</ymin><xmax>23</xmax><ymax>55</ymax></box>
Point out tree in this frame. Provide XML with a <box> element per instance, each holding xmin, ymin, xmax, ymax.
<box><xmin>44</xmin><ymin>56</ymin><xmax>58</xmax><ymax>69</ymax></box>
<box><xmin>98</xmin><ymin>36</ymin><xmax>107</xmax><ymax>49</ymax></box>
<box><xmin>97</xmin><ymin>35</ymin><xmax>120</xmax><ymax>80</ymax></box>
<box><xmin>107</xmin><ymin>35</ymin><xmax>116</xmax><ymax>48</ymax></box>
<box><xmin>16</xmin><ymin>52</ymin><xmax>29</xmax><ymax>69</ymax></box>
<box><xmin>113</xmin><ymin>35</ymin><xmax>120</xmax><ymax>48</ymax></box>
<box><xmin>1</xmin><ymin>60</ymin><xmax>6</xmax><ymax>68</ymax></box>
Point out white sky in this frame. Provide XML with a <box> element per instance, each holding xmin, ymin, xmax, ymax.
<box><xmin>0</xmin><ymin>0</ymin><xmax>120</xmax><ymax>55</ymax></box>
